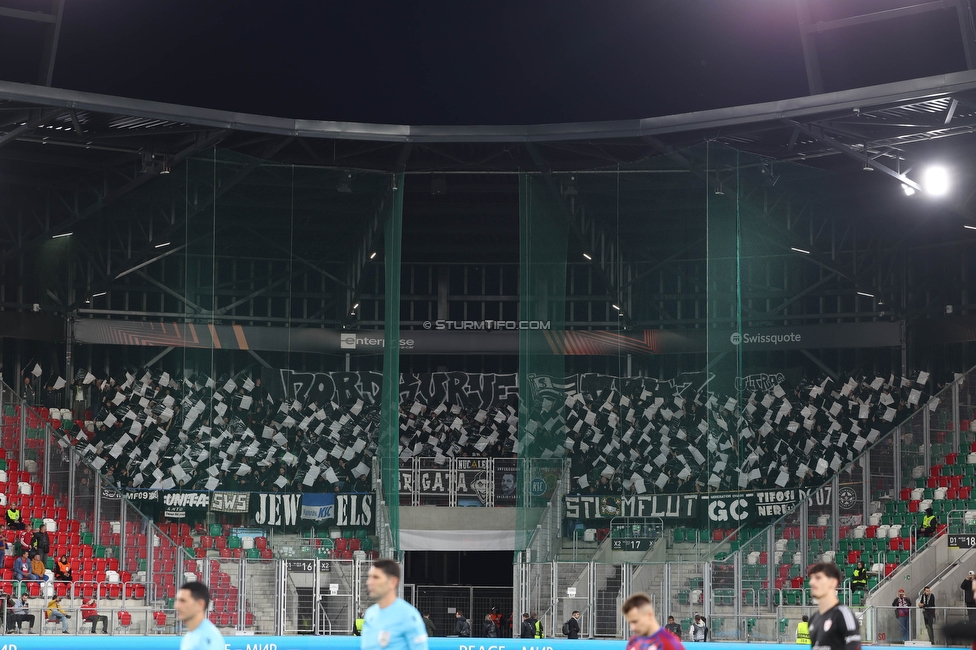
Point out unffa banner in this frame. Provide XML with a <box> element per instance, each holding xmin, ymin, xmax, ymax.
<box><xmin>159</xmin><ymin>491</ymin><xmax>210</xmax><ymax>520</ymax></box>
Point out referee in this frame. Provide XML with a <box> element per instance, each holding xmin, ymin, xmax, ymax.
<box><xmin>807</xmin><ymin>563</ymin><xmax>861</xmax><ymax>650</ymax></box>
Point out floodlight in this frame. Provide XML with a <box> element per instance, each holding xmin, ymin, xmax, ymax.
<box><xmin>965</xmin><ymin>225</ymin><xmax>976</xmax><ymax>231</ymax></box>
<box><xmin>901</xmin><ymin>184</ymin><xmax>915</xmax><ymax>196</ymax></box>
<box><xmin>612</xmin><ymin>304</ymin><xmax>621</xmax><ymax>311</ymax></box>
<box><xmin>921</xmin><ymin>166</ymin><xmax>950</xmax><ymax>196</ymax></box>
<box><xmin>369</xmin><ymin>252</ymin><xmax>377</xmax><ymax>259</ymax></box>
<box><xmin>583</xmin><ymin>253</ymin><xmax>592</xmax><ymax>260</ymax></box>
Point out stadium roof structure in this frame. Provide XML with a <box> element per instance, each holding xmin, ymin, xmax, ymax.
<box><xmin>2</xmin><ymin>70</ymin><xmax>976</xmax><ymax>336</ymax></box>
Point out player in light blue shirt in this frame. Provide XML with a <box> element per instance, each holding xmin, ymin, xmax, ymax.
<box><xmin>361</xmin><ymin>559</ymin><xmax>428</xmax><ymax>650</ymax></box>
<box><xmin>176</xmin><ymin>581</ymin><xmax>226</xmax><ymax>650</ymax></box>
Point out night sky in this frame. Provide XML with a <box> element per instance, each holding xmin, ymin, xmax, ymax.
<box><xmin>0</xmin><ymin>0</ymin><xmax>966</xmax><ymax>126</ymax></box>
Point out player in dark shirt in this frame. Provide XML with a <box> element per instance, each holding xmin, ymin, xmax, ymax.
<box><xmin>622</xmin><ymin>592</ymin><xmax>686</xmax><ymax>650</ymax></box>
<box><xmin>807</xmin><ymin>562</ymin><xmax>861</xmax><ymax>650</ymax></box>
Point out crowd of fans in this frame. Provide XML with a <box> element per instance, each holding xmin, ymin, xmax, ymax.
<box><xmin>37</xmin><ymin>366</ymin><xmax>937</xmax><ymax>497</ymax></box>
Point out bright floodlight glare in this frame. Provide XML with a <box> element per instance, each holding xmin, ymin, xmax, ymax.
<box><xmin>901</xmin><ymin>184</ymin><xmax>915</xmax><ymax>196</ymax></box>
<box><xmin>922</xmin><ymin>166</ymin><xmax>950</xmax><ymax>196</ymax></box>
<box><xmin>965</xmin><ymin>224</ymin><xmax>976</xmax><ymax>231</ymax></box>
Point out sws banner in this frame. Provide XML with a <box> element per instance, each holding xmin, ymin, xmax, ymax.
<box><xmin>75</xmin><ymin>318</ymin><xmax>904</xmax><ymax>355</ymax></box>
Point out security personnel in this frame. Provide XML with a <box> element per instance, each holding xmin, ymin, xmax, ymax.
<box><xmin>533</xmin><ymin>611</ymin><xmax>544</xmax><ymax>638</ymax></box>
<box><xmin>5</xmin><ymin>506</ymin><xmax>23</xmax><ymax>530</ymax></box>
<box><xmin>851</xmin><ymin>561</ymin><xmax>868</xmax><ymax>591</ymax></box>
<box><xmin>354</xmin><ymin>611</ymin><xmax>364</xmax><ymax>636</ymax></box>
<box><xmin>920</xmin><ymin>508</ymin><xmax>938</xmax><ymax>537</ymax></box>
<box><xmin>796</xmin><ymin>615</ymin><xmax>811</xmax><ymax>644</ymax></box>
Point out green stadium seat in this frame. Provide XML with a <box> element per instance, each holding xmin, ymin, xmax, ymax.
<box><xmin>246</xmin><ymin>548</ymin><xmax>260</xmax><ymax>559</ymax></box>
<box><xmin>81</xmin><ymin>532</ymin><xmax>93</xmax><ymax>545</ymax></box>
<box><xmin>227</xmin><ymin>536</ymin><xmax>242</xmax><ymax>549</ymax></box>
<box><xmin>673</xmin><ymin>528</ymin><xmax>686</xmax><ymax>543</ymax></box>
<box><xmin>209</xmin><ymin>524</ymin><xmax>222</xmax><ymax>537</ymax></box>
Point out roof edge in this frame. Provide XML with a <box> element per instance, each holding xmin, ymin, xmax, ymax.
<box><xmin>1</xmin><ymin>70</ymin><xmax>976</xmax><ymax>144</ymax></box>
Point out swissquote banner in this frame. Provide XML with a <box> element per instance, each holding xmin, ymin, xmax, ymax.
<box><xmin>101</xmin><ymin>489</ymin><xmax>374</xmax><ymax>530</ymax></box>
<box><xmin>75</xmin><ymin>319</ymin><xmax>903</xmax><ymax>355</ymax></box>
<box><xmin>564</xmin><ymin>483</ymin><xmax>862</xmax><ymax>527</ymax></box>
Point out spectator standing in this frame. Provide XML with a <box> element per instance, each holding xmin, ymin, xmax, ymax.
<box><xmin>21</xmin><ymin>377</ymin><xmax>35</xmax><ymax>407</ymax></box>
<box><xmin>423</xmin><ymin>612</ymin><xmax>436</xmax><ymax>638</ymax></box>
<box><xmin>564</xmin><ymin>610</ymin><xmax>581</xmax><ymax>639</ymax></box>
<box><xmin>454</xmin><ymin>610</ymin><xmax>471</xmax><ymax>637</ymax></box>
<box><xmin>483</xmin><ymin>614</ymin><xmax>498</xmax><ymax>637</ymax></box>
<box><xmin>919</xmin><ymin>586</ymin><xmax>936</xmax><ymax>643</ymax></box>
<box><xmin>893</xmin><ymin>588</ymin><xmax>912</xmax><ymax>642</ymax></box>
<box><xmin>690</xmin><ymin>614</ymin><xmax>706</xmax><ymax>641</ymax></box>
<box><xmin>664</xmin><ymin>616</ymin><xmax>682</xmax><ymax>637</ymax></box>
<box><xmin>962</xmin><ymin>571</ymin><xmax>976</xmax><ymax>623</ymax></box>
<box><xmin>31</xmin><ymin>524</ymin><xmax>50</xmax><ymax>565</ymax></box>
<box><xmin>81</xmin><ymin>598</ymin><xmax>108</xmax><ymax>634</ymax></box>
<box><xmin>533</xmin><ymin>611</ymin><xmax>544</xmax><ymax>638</ymax></box>
<box><xmin>521</xmin><ymin>613</ymin><xmax>535</xmax><ymax>639</ymax></box>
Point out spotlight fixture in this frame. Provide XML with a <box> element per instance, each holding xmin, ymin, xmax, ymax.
<box><xmin>856</xmin><ymin>291</ymin><xmax>874</xmax><ymax>298</ymax></box>
<box><xmin>790</xmin><ymin>247</ymin><xmax>811</xmax><ymax>254</ymax></box>
<box><xmin>901</xmin><ymin>184</ymin><xmax>916</xmax><ymax>196</ymax></box>
<box><xmin>921</xmin><ymin>166</ymin><xmax>950</xmax><ymax>196</ymax></box>
<box><xmin>862</xmin><ymin>162</ymin><xmax>873</xmax><ymax>172</ymax></box>
<box><xmin>337</xmin><ymin>172</ymin><xmax>353</xmax><ymax>193</ymax></box>
<box><xmin>352</xmin><ymin>303</ymin><xmax>359</xmax><ymax>310</ymax></box>
<box><xmin>714</xmin><ymin>183</ymin><xmax>724</xmax><ymax>196</ymax></box>
<box><xmin>160</xmin><ymin>165</ymin><xmax>171</xmax><ymax>175</ymax></box>
<box><xmin>52</xmin><ymin>232</ymin><xmax>72</xmax><ymax>239</ymax></box>
<box><xmin>583</xmin><ymin>253</ymin><xmax>592</xmax><ymax>260</ymax></box>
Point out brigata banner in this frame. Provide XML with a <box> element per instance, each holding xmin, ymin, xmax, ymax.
<box><xmin>565</xmin><ymin>487</ymin><xmax>821</xmax><ymax>526</ymax></box>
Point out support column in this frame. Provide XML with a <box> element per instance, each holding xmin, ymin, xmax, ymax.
<box><xmin>831</xmin><ymin>475</ymin><xmax>840</xmax><ymax>555</ymax></box>
<box><xmin>894</xmin><ymin>417</ymin><xmax>902</xmax><ymax>496</ymax></box>
<box><xmin>953</xmin><ymin>381</ymin><xmax>961</xmax><ymax>455</ymax></box>
<box><xmin>924</xmin><ymin>408</ymin><xmax>932</xmax><ymax>475</ymax></box>
<box><xmin>93</xmin><ymin>479</ymin><xmax>101</xmax><ymax>546</ymax></box>
<box><xmin>862</xmin><ymin>453</ymin><xmax>871</xmax><ymax>533</ymax></box>
<box><xmin>799</xmin><ymin>498</ymin><xmax>810</xmax><ymax>567</ymax></box>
